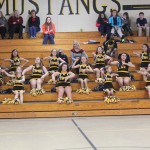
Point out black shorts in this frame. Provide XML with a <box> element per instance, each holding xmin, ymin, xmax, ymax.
<box><xmin>140</xmin><ymin>62</ymin><xmax>149</xmax><ymax>68</ymax></box>
<box><xmin>49</xmin><ymin>67</ymin><xmax>58</xmax><ymax>72</ymax></box>
<box><xmin>146</xmin><ymin>82</ymin><xmax>150</xmax><ymax>87</ymax></box>
<box><xmin>13</xmin><ymin>86</ymin><xmax>25</xmax><ymax>91</ymax></box>
<box><xmin>57</xmin><ymin>82</ymin><xmax>70</xmax><ymax>87</ymax></box>
<box><xmin>117</xmin><ymin>72</ymin><xmax>130</xmax><ymax>77</ymax></box>
<box><xmin>95</xmin><ymin>64</ymin><xmax>105</xmax><ymax>69</ymax></box>
<box><xmin>31</xmin><ymin>75</ymin><xmax>42</xmax><ymax>79</ymax></box>
<box><xmin>78</xmin><ymin>74</ymin><xmax>88</xmax><ymax>80</ymax></box>
<box><xmin>103</xmin><ymin>82</ymin><xmax>114</xmax><ymax>89</ymax></box>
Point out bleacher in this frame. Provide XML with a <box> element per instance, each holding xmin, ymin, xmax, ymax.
<box><xmin>0</xmin><ymin>32</ymin><xmax>150</xmax><ymax>119</ymax></box>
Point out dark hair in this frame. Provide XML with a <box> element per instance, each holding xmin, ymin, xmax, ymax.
<box><xmin>50</xmin><ymin>49</ymin><xmax>58</xmax><ymax>57</ymax></box>
<box><xmin>123</xmin><ymin>12</ymin><xmax>129</xmax><ymax>20</ymax></box>
<box><xmin>118</xmin><ymin>53</ymin><xmax>130</xmax><ymax>63</ymax></box>
<box><xmin>11</xmin><ymin>49</ymin><xmax>19</xmax><ymax>60</ymax></box>
<box><xmin>143</xmin><ymin>44</ymin><xmax>150</xmax><ymax>59</ymax></box>
<box><xmin>58</xmin><ymin>63</ymin><xmax>69</xmax><ymax>72</ymax></box>
<box><xmin>45</xmin><ymin>17</ymin><xmax>52</xmax><ymax>31</ymax></box>
<box><xmin>31</xmin><ymin>9</ymin><xmax>36</xmax><ymax>15</ymax></box>
<box><xmin>97</xmin><ymin>12</ymin><xmax>107</xmax><ymax>22</ymax></box>
<box><xmin>139</xmin><ymin>12</ymin><xmax>144</xmax><ymax>15</ymax></box>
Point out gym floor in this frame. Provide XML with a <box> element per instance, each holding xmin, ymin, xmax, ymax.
<box><xmin>0</xmin><ymin>115</ymin><xmax>150</xmax><ymax>150</ymax></box>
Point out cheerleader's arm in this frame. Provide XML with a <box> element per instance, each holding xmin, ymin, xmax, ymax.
<box><xmin>133</xmin><ymin>52</ymin><xmax>141</xmax><ymax>57</ymax></box>
<box><xmin>41</xmin><ymin>66</ymin><xmax>49</xmax><ymax>79</ymax></box>
<box><xmin>20</xmin><ymin>58</ymin><xmax>29</xmax><ymax>67</ymax></box>
<box><xmin>1</xmin><ymin>70</ymin><xmax>15</xmax><ymax>78</ymax></box>
<box><xmin>22</xmin><ymin>65</ymin><xmax>33</xmax><ymax>75</ymax></box>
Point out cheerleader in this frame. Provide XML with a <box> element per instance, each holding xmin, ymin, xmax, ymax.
<box><xmin>52</xmin><ymin>63</ymin><xmax>75</xmax><ymax>104</ymax></box>
<box><xmin>103</xmin><ymin>65</ymin><xmax>120</xmax><ymax>103</ymax></box>
<box><xmin>92</xmin><ymin>46</ymin><xmax>112</xmax><ymax>82</ymax></box>
<box><xmin>2</xmin><ymin>66</ymin><xmax>25</xmax><ymax>104</ymax></box>
<box><xmin>43</xmin><ymin>49</ymin><xmax>65</xmax><ymax>83</ymax></box>
<box><xmin>110</xmin><ymin>53</ymin><xmax>135</xmax><ymax>91</ymax></box>
<box><xmin>22</xmin><ymin>57</ymin><xmax>48</xmax><ymax>96</ymax></box>
<box><xmin>138</xmin><ymin>63</ymin><xmax>150</xmax><ymax>98</ymax></box>
<box><xmin>72</xmin><ymin>56</ymin><xmax>93</xmax><ymax>94</ymax></box>
<box><xmin>4</xmin><ymin>49</ymin><xmax>29</xmax><ymax>73</ymax></box>
<box><xmin>133</xmin><ymin>44</ymin><xmax>149</xmax><ymax>70</ymax></box>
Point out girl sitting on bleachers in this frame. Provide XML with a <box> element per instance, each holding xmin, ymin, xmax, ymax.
<box><xmin>2</xmin><ymin>66</ymin><xmax>25</xmax><ymax>104</ymax></box>
<box><xmin>72</xmin><ymin>56</ymin><xmax>93</xmax><ymax>94</ymax></box>
<box><xmin>92</xmin><ymin>46</ymin><xmax>112</xmax><ymax>83</ymax></box>
<box><xmin>133</xmin><ymin>44</ymin><xmax>150</xmax><ymax>70</ymax></box>
<box><xmin>22</xmin><ymin>57</ymin><xmax>48</xmax><ymax>96</ymax></box>
<box><xmin>52</xmin><ymin>63</ymin><xmax>75</xmax><ymax>104</ymax></box>
<box><xmin>43</xmin><ymin>49</ymin><xmax>65</xmax><ymax>83</ymax></box>
<box><xmin>137</xmin><ymin>63</ymin><xmax>150</xmax><ymax>98</ymax></box>
<box><xmin>110</xmin><ymin>53</ymin><xmax>136</xmax><ymax>91</ymax></box>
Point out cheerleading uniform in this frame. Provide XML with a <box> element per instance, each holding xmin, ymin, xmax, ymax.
<box><xmin>94</xmin><ymin>54</ymin><xmax>105</xmax><ymax>68</ymax></box>
<box><xmin>9</xmin><ymin>57</ymin><xmax>21</xmax><ymax>72</ymax></box>
<box><xmin>13</xmin><ymin>76</ymin><xmax>25</xmax><ymax>92</ymax></box>
<box><xmin>140</xmin><ymin>52</ymin><xmax>149</xmax><ymax>68</ymax></box>
<box><xmin>78</xmin><ymin>64</ymin><xmax>90</xmax><ymax>79</ymax></box>
<box><xmin>103</xmin><ymin>73</ymin><xmax>115</xmax><ymax>92</ymax></box>
<box><xmin>31</xmin><ymin>65</ymin><xmax>43</xmax><ymax>79</ymax></box>
<box><xmin>117</xmin><ymin>62</ymin><xmax>130</xmax><ymax>77</ymax></box>
<box><xmin>57</xmin><ymin>71</ymin><xmax>70</xmax><ymax>87</ymax></box>
<box><xmin>49</xmin><ymin>57</ymin><xmax>59</xmax><ymax>72</ymax></box>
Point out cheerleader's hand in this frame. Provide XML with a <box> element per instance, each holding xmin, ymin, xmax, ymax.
<box><xmin>65</xmin><ymin>76</ymin><xmax>69</xmax><ymax>82</ymax></box>
<box><xmin>10</xmin><ymin>59</ymin><xmax>14</xmax><ymax>63</ymax></box>
<box><xmin>75</xmin><ymin>57</ymin><xmax>80</xmax><ymax>62</ymax></box>
<box><xmin>41</xmin><ymin>76</ymin><xmax>45</xmax><ymax>80</ymax></box>
<box><xmin>1</xmin><ymin>69</ymin><xmax>6</xmax><ymax>73</ymax></box>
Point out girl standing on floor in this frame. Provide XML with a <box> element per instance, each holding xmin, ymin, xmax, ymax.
<box><xmin>138</xmin><ymin>63</ymin><xmax>150</xmax><ymax>98</ymax></box>
<box><xmin>22</xmin><ymin>57</ymin><xmax>48</xmax><ymax>96</ymax></box>
<box><xmin>110</xmin><ymin>53</ymin><xmax>135</xmax><ymax>91</ymax></box>
<box><xmin>133</xmin><ymin>44</ymin><xmax>150</xmax><ymax>70</ymax></box>
<box><xmin>2</xmin><ymin>66</ymin><xmax>25</xmax><ymax>104</ymax></box>
<box><xmin>52</xmin><ymin>63</ymin><xmax>75</xmax><ymax>104</ymax></box>
<box><xmin>103</xmin><ymin>65</ymin><xmax>120</xmax><ymax>103</ymax></box>
<box><xmin>72</xmin><ymin>56</ymin><xmax>93</xmax><ymax>94</ymax></box>
<box><xmin>92</xmin><ymin>46</ymin><xmax>112</xmax><ymax>83</ymax></box>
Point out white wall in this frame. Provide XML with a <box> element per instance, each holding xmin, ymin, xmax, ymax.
<box><xmin>0</xmin><ymin>0</ymin><xmax>150</xmax><ymax>32</ymax></box>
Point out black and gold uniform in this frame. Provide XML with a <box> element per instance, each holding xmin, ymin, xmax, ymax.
<box><xmin>31</xmin><ymin>65</ymin><xmax>43</xmax><ymax>79</ymax></box>
<box><xmin>103</xmin><ymin>73</ymin><xmax>115</xmax><ymax>91</ymax></box>
<box><xmin>95</xmin><ymin>54</ymin><xmax>105</xmax><ymax>68</ymax></box>
<box><xmin>49</xmin><ymin>57</ymin><xmax>59</xmax><ymax>72</ymax></box>
<box><xmin>13</xmin><ymin>76</ymin><xmax>24</xmax><ymax>92</ymax></box>
<box><xmin>9</xmin><ymin>57</ymin><xmax>21</xmax><ymax>72</ymax></box>
<box><xmin>145</xmin><ymin>74</ymin><xmax>150</xmax><ymax>88</ymax></box>
<box><xmin>117</xmin><ymin>62</ymin><xmax>130</xmax><ymax>77</ymax></box>
<box><xmin>57</xmin><ymin>71</ymin><xmax>70</xmax><ymax>87</ymax></box>
<box><xmin>0</xmin><ymin>72</ymin><xmax>4</xmax><ymax>85</ymax></box>
<box><xmin>78</xmin><ymin>64</ymin><xmax>89</xmax><ymax>79</ymax></box>
<box><xmin>140</xmin><ymin>52</ymin><xmax>149</xmax><ymax>68</ymax></box>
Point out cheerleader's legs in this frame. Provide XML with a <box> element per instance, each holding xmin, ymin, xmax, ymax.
<box><xmin>14</xmin><ymin>91</ymin><xmax>19</xmax><ymax>100</ymax></box>
<box><xmin>94</xmin><ymin>68</ymin><xmax>100</xmax><ymax>79</ymax></box>
<box><xmin>83</xmin><ymin>78</ymin><xmax>89</xmax><ymax>89</ymax></box>
<box><xmin>124</xmin><ymin>77</ymin><xmax>131</xmax><ymax>86</ymax></box>
<box><xmin>78</xmin><ymin>79</ymin><xmax>84</xmax><ymax>89</ymax></box>
<box><xmin>146</xmin><ymin>86</ymin><xmax>150</xmax><ymax>98</ymax></box>
<box><xmin>105</xmin><ymin>89</ymin><xmax>111</xmax><ymax>96</ymax></box>
<box><xmin>19</xmin><ymin>91</ymin><xmax>24</xmax><ymax>104</ymax></box>
<box><xmin>64</xmin><ymin>86</ymin><xmax>72</xmax><ymax>99</ymax></box>
<box><xmin>37</xmin><ymin>78</ymin><xmax>43</xmax><ymax>89</ymax></box>
<box><xmin>116</xmin><ymin>77</ymin><xmax>124</xmax><ymax>87</ymax></box>
<box><xmin>58</xmin><ymin>86</ymin><xmax>65</xmax><ymax>98</ymax></box>
<box><xmin>110</xmin><ymin>89</ymin><xmax>115</xmax><ymax>96</ymax></box>
<box><xmin>30</xmin><ymin>79</ymin><xmax>37</xmax><ymax>88</ymax></box>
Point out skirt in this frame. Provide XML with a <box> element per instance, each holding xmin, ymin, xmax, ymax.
<box><xmin>78</xmin><ymin>74</ymin><xmax>88</xmax><ymax>80</ymax></box>
<box><xmin>95</xmin><ymin>64</ymin><xmax>105</xmax><ymax>69</ymax></box>
<box><xmin>117</xmin><ymin>72</ymin><xmax>130</xmax><ymax>77</ymax></box>
<box><xmin>140</xmin><ymin>62</ymin><xmax>149</xmax><ymax>68</ymax></box>
<box><xmin>13</xmin><ymin>86</ymin><xmax>25</xmax><ymax>92</ymax></box>
<box><xmin>57</xmin><ymin>82</ymin><xmax>70</xmax><ymax>87</ymax></box>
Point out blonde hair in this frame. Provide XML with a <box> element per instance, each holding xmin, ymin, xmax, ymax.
<box><xmin>73</xmin><ymin>40</ymin><xmax>80</xmax><ymax>49</ymax></box>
